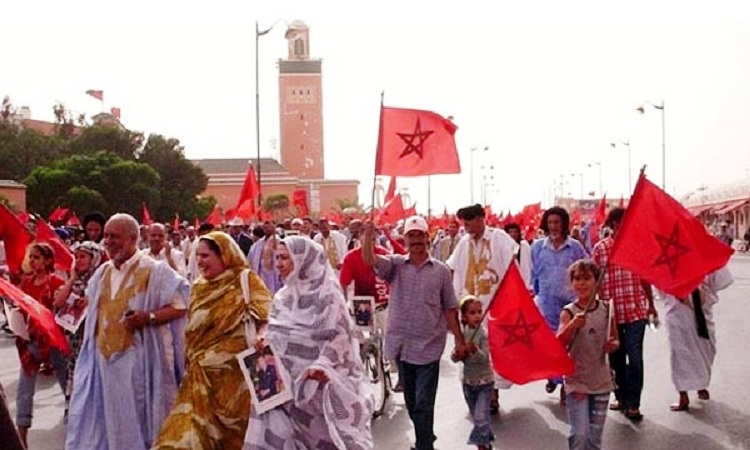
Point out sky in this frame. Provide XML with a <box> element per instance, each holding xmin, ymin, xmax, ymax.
<box><xmin>3</xmin><ymin>1</ymin><xmax>750</xmax><ymax>214</ymax></box>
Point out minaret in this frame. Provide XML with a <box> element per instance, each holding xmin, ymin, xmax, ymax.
<box><xmin>278</xmin><ymin>20</ymin><xmax>324</xmax><ymax>180</ymax></box>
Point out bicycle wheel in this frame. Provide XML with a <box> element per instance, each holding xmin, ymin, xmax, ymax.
<box><xmin>365</xmin><ymin>342</ymin><xmax>388</xmax><ymax>417</ymax></box>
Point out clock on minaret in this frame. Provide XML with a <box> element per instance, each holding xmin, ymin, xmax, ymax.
<box><xmin>278</xmin><ymin>20</ymin><xmax>324</xmax><ymax>181</ymax></box>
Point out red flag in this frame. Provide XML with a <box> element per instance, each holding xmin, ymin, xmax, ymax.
<box><xmin>375</xmin><ymin>106</ymin><xmax>460</xmax><ymax>176</ymax></box>
<box><xmin>386</xmin><ymin>233</ymin><xmax>408</xmax><ymax>255</ymax></box>
<box><xmin>292</xmin><ymin>189</ymin><xmax>310</xmax><ymax>217</ymax></box>
<box><xmin>488</xmin><ymin>263</ymin><xmax>575</xmax><ymax>384</ymax></box>
<box><xmin>609</xmin><ymin>174</ymin><xmax>734</xmax><ymax>298</ymax></box>
<box><xmin>193</xmin><ymin>216</ymin><xmax>200</xmax><ymax>229</ymax></box>
<box><xmin>378</xmin><ymin>194</ymin><xmax>405</xmax><ymax>225</ymax></box>
<box><xmin>85</xmin><ymin>89</ymin><xmax>103</xmax><ymax>101</ymax></box>
<box><xmin>384</xmin><ymin>177</ymin><xmax>397</xmax><ymax>204</ymax></box>
<box><xmin>404</xmin><ymin>202</ymin><xmax>417</xmax><ymax>217</ymax></box>
<box><xmin>48</xmin><ymin>206</ymin><xmax>69</xmax><ymax>222</ymax></box>
<box><xmin>618</xmin><ymin>196</ymin><xmax>625</xmax><ymax>208</ymax></box>
<box><xmin>110</xmin><ymin>107</ymin><xmax>121</xmax><ymax>119</ymax></box>
<box><xmin>66</xmin><ymin>213</ymin><xmax>81</xmax><ymax>227</ymax></box>
<box><xmin>232</xmin><ymin>164</ymin><xmax>260</xmax><ymax>219</ymax></box>
<box><xmin>172</xmin><ymin>214</ymin><xmax>180</xmax><ymax>230</ymax></box>
<box><xmin>142</xmin><ymin>203</ymin><xmax>153</xmax><ymax>225</ymax></box>
<box><xmin>0</xmin><ymin>204</ymin><xmax>31</xmax><ymax>273</ymax></box>
<box><xmin>17</xmin><ymin>211</ymin><xmax>30</xmax><ymax>224</ymax></box>
<box><xmin>589</xmin><ymin>195</ymin><xmax>607</xmax><ymax>248</ymax></box>
<box><xmin>205</xmin><ymin>206</ymin><xmax>223</xmax><ymax>226</ymax></box>
<box><xmin>0</xmin><ymin>277</ymin><xmax>70</xmax><ymax>354</ymax></box>
<box><xmin>35</xmin><ymin>219</ymin><xmax>74</xmax><ymax>271</ymax></box>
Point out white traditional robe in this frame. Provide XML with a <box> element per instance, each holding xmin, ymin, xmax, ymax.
<box><xmin>313</xmin><ymin>231</ymin><xmax>348</xmax><ymax>273</ymax></box>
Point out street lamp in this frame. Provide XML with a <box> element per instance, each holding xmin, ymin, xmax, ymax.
<box><xmin>480</xmin><ymin>164</ymin><xmax>495</xmax><ymax>205</ymax></box>
<box><xmin>570</xmin><ymin>172</ymin><xmax>584</xmax><ymax>199</ymax></box>
<box><xmin>587</xmin><ymin>161</ymin><xmax>603</xmax><ymax>197</ymax></box>
<box><xmin>469</xmin><ymin>146</ymin><xmax>489</xmax><ymax>204</ymax></box>
<box><xmin>610</xmin><ymin>140</ymin><xmax>632</xmax><ymax>194</ymax></box>
<box><xmin>636</xmin><ymin>100</ymin><xmax>666</xmax><ymax>190</ymax></box>
<box><xmin>255</xmin><ymin>19</ymin><xmax>300</xmax><ymax>207</ymax></box>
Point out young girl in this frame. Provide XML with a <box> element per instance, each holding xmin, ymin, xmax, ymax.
<box><xmin>459</xmin><ymin>295</ymin><xmax>494</xmax><ymax>450</ymax></box>
<box><xmin>557</xmin><ymin>260</ymin><xmax>619</xmax><ymax>450</ymax></box>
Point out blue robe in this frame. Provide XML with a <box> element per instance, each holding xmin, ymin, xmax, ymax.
<box><xmin>65</xmin><ymin>254</ymin><xmax>189</xmax><ymax>450</ymax></box>
<box><xmin>247</xmin><ymin>238</ymin><xmax>283</xmax><ymax>294</ymax></box>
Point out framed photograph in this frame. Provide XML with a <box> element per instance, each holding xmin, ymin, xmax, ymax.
<box><xmin>236</xmin><ymin>343</ymin><xmax>293</xmax><ymax>415</ymax></box>
<box><xmin>351</xmin><ymin>296</ymin><xmax>374</xmax><ymax>329</ymax></box>
<box><xmin>55</xmin><ymin>294</ymin><xmax>88</xmax><ymax>333</ymax></box>
<box><xmin>2</xmin><ymin>299</ymin><xmax>29</xmax><ymax>341</ymax></box>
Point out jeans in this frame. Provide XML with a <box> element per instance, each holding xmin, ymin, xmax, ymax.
<box><xmin>609</xmin><ymin>319</ymin><xmax>646</xmax><ymax>409</ymax></box>
<box><xmin>462</xmin><ymin>382</ymin><xmax>494</xmax><ymax>446</ymax></box>
<box><xmin>15</xmin><ymin>342</ymin><xmax>67</xmax><ymax>427</ymax></box>
<box><xmin>400</xmin><ymin>360</ymin><xmax>440</xmax><ymax>450</ymax></box>
<box><xmin>565</xmin><ymin>392</ymin><xmax>609</xmax><ymax>450</ymax></box>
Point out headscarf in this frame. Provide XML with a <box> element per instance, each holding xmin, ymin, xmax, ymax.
<box><xmin>69</xmin><ymin>241</ymin><xmax>104</xmax><ymax>298</ymax></box>
<box><xmin>191</xmin><ymin>231</ymin><xmax>250</xmax><ymax>299</ymax></box>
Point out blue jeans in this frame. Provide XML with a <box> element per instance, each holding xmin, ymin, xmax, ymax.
<box><xmin>609</xmin><ymin>319</ymin><xmax>646</xmax><ymax>409</ymax></box>
<box><xmin>462</xmin><ymin>382</ymin><xmax>494</xmax><ymax>446</ymax></box>
<box><xmin>565</xmin><ymin>392</ymin><xmax>609</xmax><ymax>450</ymax></box>
<box><xmin>400</xmin><ymin>360</ymin><xmax>440</xmax><ymax>450</ymax></box>
<box><xmin>15</xmin><ymin>342</ymin><xmax>67</xmax><ymax>427</ymax></box>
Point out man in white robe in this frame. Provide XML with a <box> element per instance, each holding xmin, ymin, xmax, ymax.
<box><xmin>314</xmin><ymin>219</ymin><xmax>348</xmax><ymax>274</ymax></box>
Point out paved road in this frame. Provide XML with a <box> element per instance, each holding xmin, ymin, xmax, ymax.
<box><xmin>3</xmin><ymin>255</ymin><xmax>750</xmax><ymax>449</ymax></box>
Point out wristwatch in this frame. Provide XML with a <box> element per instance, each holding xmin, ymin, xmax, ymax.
<box><xmin>148</xmin><ymin>312</ymin><xmax>157</xmax><ymax>326</ymax></box>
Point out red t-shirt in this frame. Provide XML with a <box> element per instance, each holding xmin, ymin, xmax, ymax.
<box><xmin>340</xmin><ymin>246</ymin><xmax>390</xmax><ymax>305</ymax></box>
<box><xmin>20</xmin><ymin>274</ymin><xmax>65</xmax><ymax>310</ymax></box>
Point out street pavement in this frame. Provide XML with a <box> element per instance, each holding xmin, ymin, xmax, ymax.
<box><xmin>3</xmin><ymin>254</ymin><xmax>750</xmax><ymax>449</ymax></box>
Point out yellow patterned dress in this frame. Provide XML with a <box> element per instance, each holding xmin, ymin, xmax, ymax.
<box><xmin>153</xmin><ymin>233</ymin><xmax>271</xmax><ymax>450</ymax></box>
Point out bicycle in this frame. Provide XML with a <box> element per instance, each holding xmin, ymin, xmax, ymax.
<box><xmin>351</xmin><ymin>297</ymin><xmax>392</xmax><ymax>418</ymax></box>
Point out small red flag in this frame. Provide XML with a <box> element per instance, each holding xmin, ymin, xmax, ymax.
<box><xmin>588</xmin><ymin>195</ymin><xmax>607</xmax><ymax>248</ymax></box>
<box><xmin>488</xmin><ymin>263</ymin><xmax>575</xmax><ymax>384</ymax></box>
<box><xmin>378</xmin><ymin>194</ymin><xmax>406</xmax><ymax>225</ymax></box>
<box><xmin>66</xmin><ymin>213</ymin><xmax>81</xmax><ymax>227</ymax></box>
<box><xmin>85</xmin><ymin>89</ymin><xmax>103</xmax><ymax>101</ymax></box>
<box><xmin>384</xmin><ymin>177</ymin><xmax>397</xmax><ymax>204</ymax></box>
<box><xmin>142</xmin><ymin>203</ymin><xmax>153</xmax><ymax>225</ymax></box>
<box><xmin>110</xmin><ymin>107</ymin><xmax>121</xmax><ymax>119</ymax></box>
<box><xmin>17</xmin><ymin>211</ymin><xmax>31</xmax><ymax>224</ymax></box>
<box><xmin>205</xmin><ymin>206</ymin><xmax>223</xmax><ymax>226</ymax></box>
<box><xmin>0</xmin><ymin>204</ymin><xmax>31</xmax><ymax>273</ymax></box>
<box><xmin>375</xmin><ymin>106</ymin><xmax>460</xmax><ymax>177</ymax></box>
<box><xmin>232</xmin><ymin>164</ymin><xmax>260</xmax><ymax>219</ymax></box>
<box><xmin>173</xmin><ymin>213</ymin><xmax>180</xmax><ymax>230</ymax></box>
<box><xmin>404</xmin><ymin>202</ymin><xmax>417</xmax><ymax>217</ymax></box>
<box><xmin>0</xmin><ymin>277</ymin><xmax>70</xmax><ymax>355</ymax></box>
<box><xmin>386</xmin><ymin>233</ymin><xmax>408</xmax><ymax>255</ymax></box>
<box><xmin>35</xmin><ymin>219</ymin><xmax>74</xmax><ymax>271</ymax></box>
<box><xmin>193</xmin><ymin>216</ymin><xmax>200</xmax><ymax>229</ymax></box>
<box><xmin>609</xmin><ymin>174</ymin><xmax>734</xmax><ymax>298</ymax></box>
<box><xmin>48</xmin><ymin>206</ymin><xmax>69</xmax><ymax>222</ymax></box>
<box><xmin>292</xmin><ymin>189</ymin><xmax>310</xmax><ymax>217</ymax></box>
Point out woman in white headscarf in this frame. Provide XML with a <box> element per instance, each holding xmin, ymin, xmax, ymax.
<box><xmin>244</xmin><ymin>236</ymin><xmax>373</xmax><ymax>450</ymax></box>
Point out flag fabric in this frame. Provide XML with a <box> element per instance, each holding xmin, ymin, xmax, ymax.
<box><xmin>16</xmin><ymin>211</ymin><xmax>31</xmax><ymax>224</ymax></box>
<box><xmin>404</xmin><ymin>202</ymin><xmax>417</xmax><ymax>217</ymax></box>
<box><xmin>292</xmin><ymin>189</ymin><xmax>310</xmax><ymax>217</ymax></box>
<box><xmin>172</xmin><ymin>214</ymin><xmax>180</xmax><ymax>230</ymax></box>
<box><xmin>384</xmin><ymin>177</ymin><xmax>397</xmax><ymax>204</ymax></box>
<box><xmin>205</xmin><ymin>206</ymin><xmax>223</xmax><ymax>226</ymax></box>
<box><xmin>48</xmin><ymin>206</ymin><xmax>69</xmax><ymax>222</ymax></box>
<box><xmin>378</xmin><ymin>194</ymin><xmax>405</xmax><ymax>225</ymax></box>
<box><xmin>588</xmin><ymin>194</ymin><xmax>607</xmax><ymax>249</ymax></box>
<box><xmin>488</xmin><ymin>263</ymin><xmax>575</xmax><ymax>384</ymax></box>
<box><xmin>232</xmin><ymin>164</ymin><xmax>260</xmax><ymax>219</ymax></box>
<box><xmin>142</xmin><ymin>203</ymin><xmax>153</xmax><ymax>225</ymax></box>
<box><xmin>85</xmin><ymin>89</ymin><xmax>103</xmax><ymax>101</ymax></box>
<box><xmin>375</xmin><ymin>106</ymin><xmax>461</xmax><ymax>177</ymax></box>
<box><xmin>0</xmin><ymin>277</ymin><xmax>70</xmax><ymax>354</ymax></box>
<box><xmin>110</xmin><ymin>107</ymin><xmax>121</xmax><ymax>119</ymax></box>
<box><xmin>0</xmin><ymin>204</ymin><xmax>31</xmax><ymax>273</ymax></box>
<box><xmin>386</xmin><ymin>233</ymin><xmax>408</xmax><ymax>255</ymax></box>
<box><xmin>193</xmin><ymin>216</ymin><xmax>200</xmax><ymax>229</ymax></box>
<box><xmin>66</xmin><ymin>213</ymin><xmax>81</xmax><ymax>227</ymax></box>
<box><xmin>35</xmin><ymin>219</ymin><xmax>74</xmax><ymax>271</ymax></box>
<box><xmin>609</xmin><ymin>174</ymin><xmax>734</xmax><ymax>298</ymax></box>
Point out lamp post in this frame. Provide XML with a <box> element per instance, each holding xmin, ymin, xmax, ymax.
<box><xmin>469</xmin><ymin>146</ymin><xmax>489</xmax><ymax>204</ymax></box>
<box><xmin>610</xmin><ymin>140</ymin><xmax>632</xmax><ymax>194</ymax></box>
<box><xmin>636</xmin><ymin>100</ymin><xmax>666</xmax><ymax>189</ymax></box>
<box><xmin>480</xmin><ymin>164</ymin><xmax>495</xmax><ymax>205</ymax></box>
<box><xmin>587</xmin><ymin>161</ymin><xmax>603</xmax><ymax>197</ymax></box>
<box><xmin>256</xmin><ymin>20</ymin><xmax>299</xmax><ymax>207</ymax></box>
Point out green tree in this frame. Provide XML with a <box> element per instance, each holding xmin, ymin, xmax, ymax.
<box><xmin>24</xmin><ymin>151</ymin><xmax>161</xmax><ymax>218</ymax></box>
<box><xmin>194</xmin><ymin>196</ymin><xmax>218</xmax><ymax>221</ymax></box>
<box><xmin>68</xmin><ymin>124</ymin><xmax>144</xmax><ymax>160</ymax></box>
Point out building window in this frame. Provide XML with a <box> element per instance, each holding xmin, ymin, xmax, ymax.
<box><xmin>294</xmin><ymin>38</ymin><xmax>305</xmax><ymax>57</ymax></box>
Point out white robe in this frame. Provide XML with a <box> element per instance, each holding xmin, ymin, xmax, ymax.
<box><xmin>662</xmin><ymin>266</ymin><xmax>733</xmax><ymax>392</ymax></box>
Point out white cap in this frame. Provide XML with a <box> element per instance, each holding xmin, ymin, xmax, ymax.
<box><xmin>291</xmin><ymin>218</ymin><xmax>304</xmax><ymax>226</ymax></box>
<box><xmin>227</xmin><ymin>217</ymin><xmax>244</xmax><ymax>227</ymax></box>
<box><xmin>403</xmin><ymin>215</ymin><xmax>428</xmax><ymax>234</ymax></box>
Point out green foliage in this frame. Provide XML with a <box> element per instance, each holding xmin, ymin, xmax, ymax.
<box><xmin>67</xmin><ymin>125</ymin><xmax>144</xmax><ymax>159</ymax></box>
<box><xmin>194</xmin><ymin>196</ymin><xmax>218</xmax><ymax>220</ymax></box>
<box><xmin>264</xmin><ymin>194</ymin><xmax>290</xmax><ymax>212</ymax></box>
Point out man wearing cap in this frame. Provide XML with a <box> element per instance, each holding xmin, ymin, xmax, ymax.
<box><xmin>447</xmin><ymin>203</ymin><xmax>518</xmax><ymax>412</ymax></box>
<box><xmin>363</xmin><ymin>216</ymin><xmax>466</xmax><ymax>450</ymax></box>
<box><xmin>227</xmin><ymin>217</ymin><xmax>254</xmax><ymax>255</ymax></box>
<box><xmin>314</xmin><ymin>219</ymin><xmax>348</xmax><ymax>273</ymax></box>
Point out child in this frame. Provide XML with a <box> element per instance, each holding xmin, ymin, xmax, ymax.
<box><xmin>557</xmin><ymin>260</ymin><xmax>619</xmax><ymax>450</ymax></box>
<box><xmin>458</xmin><ymin>295</ymin><xmax>494</xmax><ymax>450</ymax></box>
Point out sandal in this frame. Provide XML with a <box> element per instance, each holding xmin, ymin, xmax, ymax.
<box><xmin>670</xmin><ymin>402</ymin><xmax>689</xmax><ymax>412</ymax></box>
<box><xmin>697</xmin><ymin>389</ymin><xmax>710</xmax><ymax>400</ymax></box>
<box><xmin>625</xmin><ymin>408</ymin><xmax>644</xmax><ymax>421</ymax></box>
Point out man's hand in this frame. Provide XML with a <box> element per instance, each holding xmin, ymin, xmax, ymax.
<box><xmin>123</xmin><ymin>310</ymin><xmax>149</xmax><ymax>331</ymax></box>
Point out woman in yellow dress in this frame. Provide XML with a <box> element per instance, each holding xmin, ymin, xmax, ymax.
<box><xmin>153</xmin><ymin>231</ymin><xmax>271</xmax><ymax>450</ymax></box>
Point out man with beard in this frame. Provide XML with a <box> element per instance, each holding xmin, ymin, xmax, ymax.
<box><xmin>247</xmin><ymin>220</ymin><xmax>283</xmax><ymax>294</ymax></box>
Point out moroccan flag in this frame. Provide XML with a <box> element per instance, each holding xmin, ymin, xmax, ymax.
<box><xmin>375</xmin><ymin>106</ymin><xmax>461</xmax><ymax>177</ymax></box>
<box><xmin>48</xmin><ymin>206</ymin><xmax>69</xmax><ymax>222</ymax></box>
<box><xmin>609</xmin><ymin>174</ymin><xmax>734</xmax><ymax>298</ymax></box>
<box><xmin>142</xmin><ymin>203</ymin><xmax>153</xmax><ymax>225</ymax></box>
<box><xmin>292</xmin><ymin>189</ymin><xmax>310</xmax><ymax>217</ymax></box>
<box><xmin>66</xmin><ymin>213</ymin><xmax>81</xmax><ymax>227</ymax></box>
<box><xmin>488</xmin><ymin>263</ymin><xmax>575</xmax><ymax>384</ymax></box>
<box><xmin>378</xmin><ymin>194</ymin><xmax>405</xmax><ymax>225</ymax></box>
<box><xmin>85</xmin><ymin>89</ymin><xmax>103</xmax><ymax>101</ymax></box>
<box><xmin>404</xmin><ymin>202</ymin><xmax>417</xmax><ymax>217</ymax></box>
<box><xmin>110</xmin><ymin>107</ymin><xmax>121</xmax><ymax>119</ymax></box>
<box><xmin>0</xmin><ymin>277</ymin><xmax>70</xmax><ymax>354</ymax></box>
<box><xmin>384</xmin><ymin>177</ymin><xmax>397</xmax><ymax>204</ymax></box>
<box><xmin>233</xmin><ymin>164</ymin><xmax>260</xmax><ymax>219</ymax></box>
<box><xmin>386</xmin><ymin>233</ymin><xmax>408</xmax><ymax>255</ymax></box>
<box><xmin>17</xmin><ymin>211</ymin><xmax>31</xmax><ymax>224</ymax></box>
<box><xmin>0</xmin><ymin>204</ymin><xmax>31</xmax><ymax>273</ymax></box>
<box><xmin>205</xmin><ymin>206</ymin><xmax>223</xmax><ymax>226</ymax></box>
<box><xmin>35</xmin><ymin>219</ymin><xmax>74</xmax><ymax>271</ymax></box>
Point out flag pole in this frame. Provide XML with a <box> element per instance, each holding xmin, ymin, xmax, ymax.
<box><xmin>370</xmin><ymin>91</ymin><xmax>385</xmax><ymax>221</ymax></box>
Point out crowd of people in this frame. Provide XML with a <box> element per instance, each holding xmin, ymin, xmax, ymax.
<box><xmin>0</xmin><ymin>203</ymin><xmax>734</xmax><ymax>450</ymax></box>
